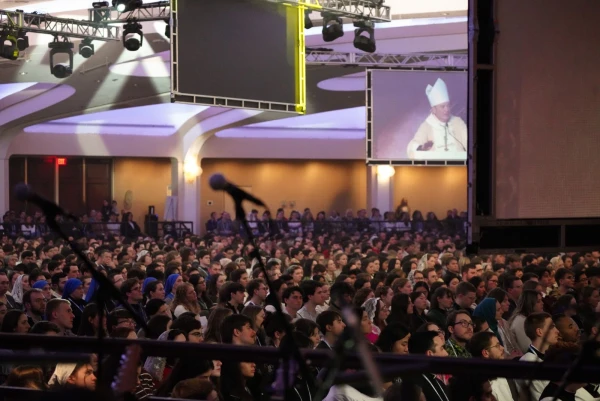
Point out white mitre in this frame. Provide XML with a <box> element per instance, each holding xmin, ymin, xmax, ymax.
<box><xmin>426</xmin><ymin>78</ymin><xmax>450</xmax><ymax>107</ymax></box>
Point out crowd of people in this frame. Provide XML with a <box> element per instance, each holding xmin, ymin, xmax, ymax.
<box><xmin>0</xmin><ymin>206</ymin><xmax>598</xmax><ymax>401</ymax></box>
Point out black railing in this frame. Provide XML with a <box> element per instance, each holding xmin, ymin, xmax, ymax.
<box><xmin>206</xmin><ymin>218</ymin><xmax>467</xmax><ymax>237</ymax></box>
<box><xmin>2</xmin><ymin>221</ymin><xmax>194</xmax><ymax>240</ymax></box>
<box><xmin>0</xmin><ymin>334</ymin><xmax>598</xmax><ymax>382</ymax></box>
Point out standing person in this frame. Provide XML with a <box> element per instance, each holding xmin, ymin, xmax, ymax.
<box><xmin>406</xmin><ymin>77</ymin><xmax>467</xmax><ymax>159</ymax></box>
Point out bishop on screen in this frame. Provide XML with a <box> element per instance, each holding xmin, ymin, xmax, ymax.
<box><xmin>406</xmin><ymin>78</ymin><xmax>468</xmax><ymax>159</ymax></box>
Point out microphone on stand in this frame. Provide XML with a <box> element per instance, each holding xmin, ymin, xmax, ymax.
<box><xmin>209</xmin><ymin>173</ymin><xmax>266</xmax><ymax>207</ymax></box>
<box><xmin>15</xmin><ymin>183</ymin><xmax>78</xmax><ymax>222</ymax></box>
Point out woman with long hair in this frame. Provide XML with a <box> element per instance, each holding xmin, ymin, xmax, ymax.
<box><xmin>5</xmin><ymin>366</ymin><xmax>48</xmax><ymax>390</ymax></box>
<box><xmin>241</xmin><ymin>305</ymin><xmax>266</xmax><ymax>346</ymax></box>
<box><xmin>1</xmin><ymin>310</ymin><xmax>30</xmax><ymax>333</ymax></box>
<box><xmin>206</xmin><ymin>274</ymin><xmax>226</xmax><ymax>305</ymax></box>
<box><xmin>386</xmin><ymin>293</ymin><xmax>413</xmax><ymax>328</ymax></box>
<box><xmin>220</xmin><ymin>361</ymin><xmax>257</xmax><ymax>401</ymax></box>
<box><xmin>375</xmin><ymin>322</ymin><xmax>411</xmax><ymax>355</ymax></box>
<box><xmin>409</xmin><ymin>291</ymin><xmax>428</xmax><ymax>332</ymax></box>
<box><xmin>171</xmin><ymin>283</ymin><xmax>201</xmax><ymax>318</ymax></box>
<box><xmin>293</xmin><ymin>319</ymin><xmax>320</xmax><ymax>349</ymax></box>
<box><xmin>469</xmin><ymin>276</ymin><xmax>487</xmax><ymax>304</ymax></box>
<box><xmin>508</xmin><ymin>289</ymin><xmax>544</xmax><ymax>353</ymax></box>
<box><xmin>77</xmin><ymin>303</ymin><xmax>107</xmax><ymax>337</ymax></box>
<box><xmin>204</xmin><ymin>308</ymin><xmax>234</xmax><ymax>343</ymax></box>
<box><xmin>188</xmin><ymin>274</ymin><xmax>213</xmax><ymax>316</ymax></box>
<box><xmin>485</xmin><ymin>288</ymin><xmax>522</xmax><ymax>357</ymax></box>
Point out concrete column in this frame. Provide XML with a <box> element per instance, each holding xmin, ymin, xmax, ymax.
<box><xmin>367</xmin><ymin>165</ymin><xmax>395</xmax><ymax>214</ymax></box>
<box><xmin>175</xmin><ymin>158</ymin><xmax>202</xmax><ymax>235</ymax></box>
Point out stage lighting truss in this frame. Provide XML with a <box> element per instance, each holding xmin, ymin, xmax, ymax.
<box><xmin>353</xmin><ymin>20</ymin><xmax>375</xmax><ymax>53</ymax></box>
<box><xmin>90</xmin><ymin>0</ymin><xmax>389</xmax><ymax>25</ymax></box>
<box><xmin>322</xmin><ymin>14</ymin><xmax>344</xmax><ymax>42</ymax></box>
<box><xmin>280</xmin><ymin>0</ymin><xmax>390</xmax><ymax>22</ymax></box>
<box><xmin>305</xmin><ymin>50</ymin><xmax>468</xmax><ymax>69</ymax></box>
<box><xmin>89</xmin><ymin>1</ymin><xmax>170</xmax><ymax>23</ymax></box>
<box><xmin>0</xmin><ymin>9</ymin><xmax>120</xmax><ymax>41</ymax></box>
<box><xmin>122</xmin><ymin>19</ymin><xmax>143</xmax><ymax>51</ymax></box>
<box><xmin>48</xmin><ymin>36</ymin><xmax>74</xmax><ymax>78</ymax></box>
<box><xmin>0</xmin><ymin>29</ymin><xmax>19</xmax><ymax>60</ymax></box>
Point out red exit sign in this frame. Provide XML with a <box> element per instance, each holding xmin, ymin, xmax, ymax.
<box><xmin>56</xmin><ymin>158</ymin><xmax>67</xmax><ymax>166</ymax></box>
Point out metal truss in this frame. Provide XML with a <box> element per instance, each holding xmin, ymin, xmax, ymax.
<box><xmin>0</xmin><ymin>9</ymin><xmax>120</xmax><ymax>41</ymax></box>
<box><xmin>90</xmin><ymin>0</ymin><xmax>389</xmax><ymax>24</ymax></box>
<box><xmin>88</xmin><ymin>1</ymin><xmax>169</xmax><ymax>24</ymax></box>
<box><xmin>295</xmin><ymin>0</ymin><xmax>391</xmax><ymax>21</ymax></box>
<box><xmin>306</xmin><ymin>51</ymin><xmax>467</xmax><ymax>69</ymax></box>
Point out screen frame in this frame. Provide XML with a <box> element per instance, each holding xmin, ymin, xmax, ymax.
<box><xmin>170</xmin><ymin>0</ymin><xmax>306</xmax><ymax>115</ymax></box>
<box><xmin>365</xmin><ymin>67</ymin><xmax>468</xmax><ymax>166</ymax></box>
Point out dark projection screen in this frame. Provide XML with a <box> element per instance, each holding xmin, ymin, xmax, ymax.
<box><xmin>172</xmin><ymin>0</ymin><xmax>305</xmax><ymax>113</ymax></box>
<box><xmin>494</xmin><ymin>0</ymin><xmax>600</xmax><ymax>219</ymax></box>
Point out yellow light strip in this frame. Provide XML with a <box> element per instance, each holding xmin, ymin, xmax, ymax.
<box><xmin>295</xmin><ymin>5</ymin><xmax>306</xmax><ymax>114</ymax></box>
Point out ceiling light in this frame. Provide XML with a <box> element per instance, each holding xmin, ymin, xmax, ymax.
<box><xmin>48</xmin><ymin>36</ymin><xmax>74</xmax><ymax>78</ymax></box>
<box><xmin>0</xmin><ymin>31</ymin><xmax>19</xmax><ymax>60</ymax></box>
<box><xmin>122</xmin><ymin>20</ymin><xmax>143</xmax><ymax>51</ymax></box>
<box><xmin>353</xmin><ymin>21</ymin><xmax>376</xmax><ymax>53</ymax></box>
<box><xmin>113</xmin><ymin>0</ymin><xmax>142</xmax><ymax>13</ymax></box>
<box><xmin>79</xmin><ymin>38</ymin><xmax>94</xmax><ymax>58</ymax></box>
<box><xmin>164</xmin><ymin>19</ymin><xmax>170</xmax><ymax>39</ymax></box>
<box><xmin>322</xmin><ymin>15</ymin><xmax>344</xmax><ymax>42</ymax></box>
<box><xmin>16</xmin><ymin>30</ymin><xmax>29</xmax><ymax>51</ymax></box>
<box><xmin>304</xmin><ymin>9</ymin><xmax>313</xmax><ymax>29</ymax></box>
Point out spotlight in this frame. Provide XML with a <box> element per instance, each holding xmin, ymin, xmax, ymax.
<box><xmin>113</xmin><ymin>0</ymin><xmax>142</xmax><ymax>13</ymax></box>
<box><xmin>122</xmin><ymin>20</ymin><xmax>143</xmax><ymax>51</ymax></box>
<box><xmin>48</xmin><ymin>37</ymin><xmax>74</xmax><ymax>78</ymax></box>
<box><xmin>16</xmin><ymin>30</ymin><xmax>29</xmax><ymax>51</ymax></box>
<box><xmin>321</xmin><ymin>15</ymin><xmax>344</xmax><ymax>42</ymax></box>
<box><xmin>353</xmin><ymin>21</ymin><xmax>376</xmax><ymax>53</ymax></box>
<box><xmin>92</xmin><ymin>1</ymin><xmax>110</xmax><ymax>23</ymax></box>
<box><xmin>304</xmin><ymin>9</ymin><xmax>313</xmax><ymax>29</ymax></box>
<box><xmin>79</xmin><ymin>38</ymin><xmax>95</xmax><ymax>58</ymax></box>
<box><xmin>0</xmin><ymin>31</ymin><xmax>19</xmax><ymax>60</ymax></box>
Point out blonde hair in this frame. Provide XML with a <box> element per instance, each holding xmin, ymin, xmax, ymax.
<box><xmin>171</xmin><ymin>283</ymin><xmax>200</xmax><ymax>315</ymax></box>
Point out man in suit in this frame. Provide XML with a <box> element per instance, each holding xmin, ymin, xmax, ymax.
<box><xmin>408</xmin><ymin>331</ymin><xmax>451</xmax><ymax>401</ymax></box>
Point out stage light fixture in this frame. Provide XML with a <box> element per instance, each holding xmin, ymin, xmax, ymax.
<box><xmin>353</xmin><ymin>21</ymin><xmax>376</xmax><ymax>53</ymax></box>
<box><xmin>164</xmin><ymin>19</ymin><xmax>170</xmax><ymax>39</ymax></box>
<box><xmin>16</xmin><ymin>30</ymin><xmax>29</xmax><ymax>51</ymax></box>
<box><xmin>113</xmin><ymin>0</ymin><xmax>142</xmax><ymax>13</ymax></box>
<box><xmin>49</xmin><ymin>36</ymin><xmax>74</xmax><ymax>79</ymax></box>
<box><xmin>92</xmin><ymin>2</ymin><xmax>110</xmax><ymax>23</ymax></box>
<box><xmin>304</xmin><ymin>9</ymin><xmax>313</xmax><ymax>29</ymax></box>
<box><xmin>0</xmin><ymin>31</ymin><xmax>19</xmax><ymax>60</ymax></box>
<box><xmin>321</xmin><ymin>15</ymin><xmax>344</xmax><ymax>42</ymax></box>
<box><xmin>122</xmin><ymin>20</ymin><xmax>143</xmax><ymax>51</ymax></box>
<box><xmin>79</xmin><ymin>38</ymin><xmax>95</xmax><ymax>58</ymax></box>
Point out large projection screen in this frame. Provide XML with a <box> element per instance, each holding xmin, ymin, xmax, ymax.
<box><xmin>494</xmin><ymin>0</ymin><xmax>600</xmax><ymax>219</ymax></box>
<box><xmin>367</xmin><ymin>70</ymin><xmax>468</xmax><ymax>165</ymax></box>
<box><xmin>171</xmin><ymin>0</ymin><xmax>305</xmax><ymax>114</ymax></box>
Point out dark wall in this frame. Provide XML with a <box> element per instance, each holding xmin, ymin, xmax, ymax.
<box><xmin>8</xmin><ymin>156</ymin><xmax>112</xmax><ymax>216</ymax></box>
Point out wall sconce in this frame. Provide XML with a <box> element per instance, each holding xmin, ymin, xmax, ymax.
<box><xmin>377</xmin><ymin>165</ymin><xmax>396</xmax><ymax>179</ymax></box>
<box><xmin>183</xmin><ymin>160</ymin><xmax>201</xmax><ymax>183</ymax></box>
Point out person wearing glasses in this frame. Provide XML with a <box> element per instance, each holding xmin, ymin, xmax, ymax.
<box><xmin>444</xmin><ymin>310</ymin><xmax>473</xmax><ymax>357</ymax></box>
<box><xmin>468</xmin><ymin>332</ymin><xmax>519</xmax><ymax>401</ymax></box>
